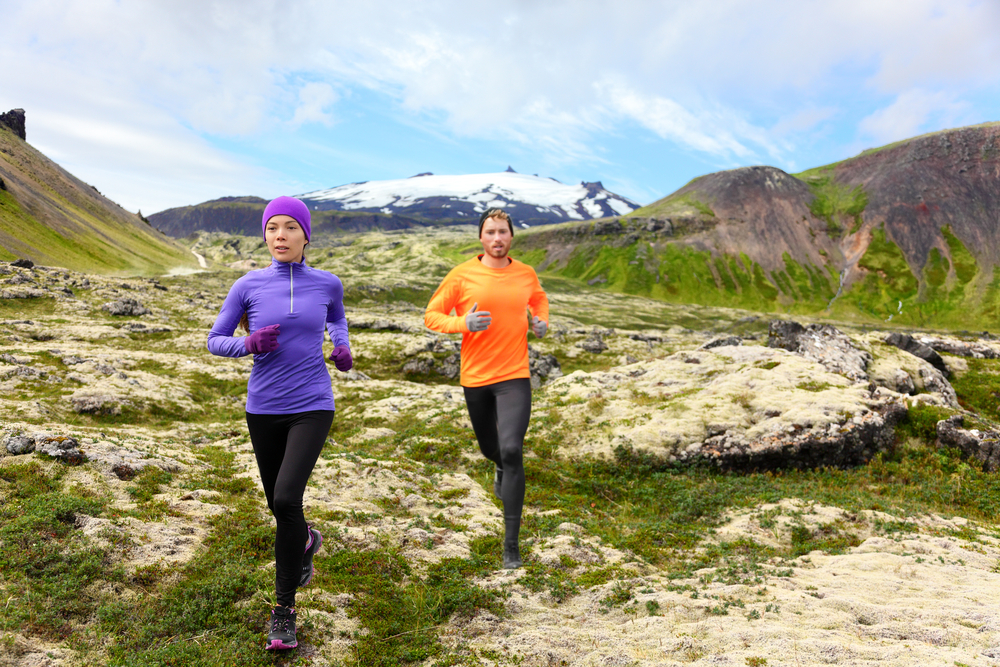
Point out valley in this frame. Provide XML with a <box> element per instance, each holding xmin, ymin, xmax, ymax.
<box><xmin>4</xmin><ymin>224</ymin><xmax>1000</xmax><ymax>665</ymax></box>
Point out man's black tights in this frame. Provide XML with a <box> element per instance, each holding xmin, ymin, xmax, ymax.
<box><xmin>463</xmin><ymin>378</ymin><xmax>531</xmax><ymax>547</ymax></box>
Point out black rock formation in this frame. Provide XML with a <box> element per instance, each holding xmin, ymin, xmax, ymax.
<box><xmin>0</xmin><ymin>109</ymin><xmax>26</xmax><ymax>141</ymax></box>
<box><xmin>883</xmin><ymin>332</ymin><xmax>949</xmax><ymax>377</ymax></box>
<box><xmin>936</xmin><ymin>415</ymin><xmax>1000</xmax><ymax>471</ymax></box>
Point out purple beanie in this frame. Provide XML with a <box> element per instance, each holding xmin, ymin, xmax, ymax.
<box><xmin>262</xmin><ymin>196</ymin><xmax>311</xmax><ymax>241</ymax></box>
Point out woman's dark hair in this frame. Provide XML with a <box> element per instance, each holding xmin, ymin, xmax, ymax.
<box><xmin>239</xmin><ymin>312</ymin><xmax>249</xmax><ymax>333</ymax></box>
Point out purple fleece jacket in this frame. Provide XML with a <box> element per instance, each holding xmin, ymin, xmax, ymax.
<box><xmin>207</xmin><ymin>258</ymin><xmax>350</xmax><ymax>414</ymax></box>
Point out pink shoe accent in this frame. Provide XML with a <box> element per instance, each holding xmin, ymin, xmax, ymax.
<box><xmin>265</xmin><ymin>639</ymin><xmax>297</xmax><ymax>650</ymax></box>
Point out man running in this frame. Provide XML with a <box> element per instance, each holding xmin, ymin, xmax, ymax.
<box><xmin>424</xmin><ymin>207</ymin><xmax>549</xmax><ymax>569</ymax></box>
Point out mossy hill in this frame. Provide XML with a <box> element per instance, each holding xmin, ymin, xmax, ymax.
<box><xmin>513</xmin><ymin>122</ymin><xmax>1000</xmax><ymax>330</ymax></box>
<box><xmin>0</xmin><ymin>119</ymin><xmax>196</xmax><ymax>276</ymax></box>
<box><xmin>149</xmin><ymin>196</ymin><xmax>434</xmax><ymax>239</ymax></box>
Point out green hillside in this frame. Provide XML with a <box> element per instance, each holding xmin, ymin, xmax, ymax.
<box><xmin>0</xmin><ymin>124</ymin><xmax>196</xmax><ymax>275</ymax></box>
<box><xmin>512</xmin><ymin>122</ymin><xmax>1000</xmax><ymax>331</ymax></box>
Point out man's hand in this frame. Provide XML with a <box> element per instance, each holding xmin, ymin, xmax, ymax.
<box><xmin>465</xmin><ymin>302</ymin><xmax>492</xmax><ymax>332</ymax></box>
<box><xmin>531</xmin><ymin>316</ymin><xmax>547</xmax><ymax>338</ymax></box>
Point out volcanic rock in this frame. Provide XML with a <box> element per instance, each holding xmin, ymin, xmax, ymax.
<box><xmin>0</xmin><ymin>108</ymin><xmax>26</xmax><ymax>140</ymax></box>
<box><xmin>767</xmin><ymin>320</ymin><xmax>871</xmax><ymax>382</ymax></box>
<box><xmin>4</xmin><ymin>434</ymin><xmax>34</xmax><ymax>455</ymax></box>
<box><xmin>541</xmin><ymin>345</ymin><xmax>904</xmax><ymax>470</ymax></box>
<box><xmin>883</xmin><ymin>332</ymin><xmax>949</xmax><ymax>377</ymax></box>
<box><xmin>936</xmin><ymin>415</ymin><xmax>1000</xmax><ymax>471</ymax></box>
<box><xmin>35</xmin><ymin>434</ymin><xmax>85</xmax><ymax>465</ymax></box>
<box><xmin>101</xmin><ymin>298</ymin><xmax>150</xmax><ymax>316</ymax></box>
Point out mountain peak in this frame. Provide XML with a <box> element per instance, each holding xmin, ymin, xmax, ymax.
<box><xmin>409</xmin><ymin>172</ymin><xmax>433</xmax><ymax>178</ymax></box>
<box><xmin>297</xmin><ymin>171</ymin><xmax>640</xmax><ymax>225</ymax></box>
<box><xmin>505</xmin><ymin>166</ymin><xmax>517</xmax><ymax>173</ymax></box>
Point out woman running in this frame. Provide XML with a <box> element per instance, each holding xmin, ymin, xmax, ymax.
<box><xmin>207</xmin><ymin>196</ymin><xmax>353</xmax><ymax>650</ymax></box>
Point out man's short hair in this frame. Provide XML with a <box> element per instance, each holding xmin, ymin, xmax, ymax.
<box><xmin>478</xmin><ymin>208</ymin><xmax>514</xmax><ymax>236</ymax></box>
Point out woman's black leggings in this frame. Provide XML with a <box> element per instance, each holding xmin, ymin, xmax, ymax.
<box><xmin>463</xmin><ymin>378</ymin><xmax>532</xmax><ymax>546</ymax></box>
<box><xmin>246</xmin><ymin>410</ymin><xmax>334</xmax><ymax>608</ymax></box>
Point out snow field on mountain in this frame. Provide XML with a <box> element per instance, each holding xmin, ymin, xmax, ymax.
<box><xmin>299</xmin><ymin>171</ymin><xmax>639</xmax><ymax>220</ymax></box>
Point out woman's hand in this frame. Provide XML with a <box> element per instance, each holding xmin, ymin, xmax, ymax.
<box><xmin>244</xmin><ymin>324</ymin><xmax>280</xmax><ymax>354</ymax></box>
<box><xmin>329</xmin><ymin>345</ymin><xmax>353</xmax><ymax>371</ymax></box>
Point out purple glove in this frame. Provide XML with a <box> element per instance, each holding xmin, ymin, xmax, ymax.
<box><xmin>244</xmin><ymin>324</ymin><xmax>280</xmax><ymax>354</ymax></box>
<box><xmin>329</xmin><ymin>345</ymin><xmax>353</xmax><ymax>371</ymax></box>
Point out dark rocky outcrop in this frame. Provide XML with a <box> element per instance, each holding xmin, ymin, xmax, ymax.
<box><xmin>529</xmin><ymin>347</ymin><xmax>563</xmax><ymax>389</ymax></box>
<box><xmin>577</xmin><ymin>329</ymin><xmax>608</xmax><ymax>354</ymax></box>
<box><xmin>0</xmin><ymin>109</ymin><xmax>26</xmax><ymax>141</ymax></box>
<box><xmin>936</xmin><ymin>415</ymin><xmax>1000</xmax><ymax>471</ymax></box>
<box><xmin>700</xmin><ymin>336</ymin><xmax>742</xmax><ymax>350</ymax></box>
<box><xmin>700</xmin><ymin>402</ymin><xmax>906</xmax><ymax>472</ymax></box>
<box><xmin>883</xmin><ymin>332</ymin><xmax>949</xmax><ymax>377</ymax></box>
<box><xmin>920</xmin><ymin>337</ymin><xmax>1000</xmax><ymax>360</ymax></box>
<box><xmin>767</xmin><ymin>320</ymin><xmax>871</xmax><ymax>382</ymax></box>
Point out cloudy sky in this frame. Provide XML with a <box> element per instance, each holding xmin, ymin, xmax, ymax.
<box><xmin>3</xmin><ymin>0</ymin><xmax>999</xmax><ymax>214</ymax></box>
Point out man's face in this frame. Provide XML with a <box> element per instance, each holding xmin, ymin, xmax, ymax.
<box><xmin>480</xmin><ymin>216</ymin><xmax>512</xmax><ymax>260</ymax></box>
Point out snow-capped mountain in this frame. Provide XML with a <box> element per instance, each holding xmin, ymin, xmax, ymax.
<box><xmin>296</xmin><ymin>169</ymin><xmax>640</xmax><ymax>226</ymax></box>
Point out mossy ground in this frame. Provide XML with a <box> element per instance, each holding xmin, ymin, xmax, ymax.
<box><xmin>6</xmin><ymin>232</ymin><xmax>1000</xmax><ymax>664</ymax></box>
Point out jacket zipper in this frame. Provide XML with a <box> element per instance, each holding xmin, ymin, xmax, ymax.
<box><xmin>289</xmin><ymin>265</ymin><xmax>294</xmax><ymax>313</ymax></box>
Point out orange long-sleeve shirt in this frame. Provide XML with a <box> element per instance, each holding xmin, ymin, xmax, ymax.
<box><xmin>425</xmin><ymin>255</ymin><xmax>549</xmax><ymax>387</ymax></box>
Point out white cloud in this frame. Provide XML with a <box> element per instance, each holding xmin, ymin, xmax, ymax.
<box><xmin>2</xmin><ymin>0</ymin><xmax>999</xmax><ymax>211</ymax></box>
<box><xmin>858</xmin><ymin>89</ymin><xmax>970</xmax><ymax>145</ymax></box>
<box><xmin>290</xmin><ymin>83</ymin><xmax>339</xmax><ymax>127</ymax></box>
<box><xmin>596</xmin><ymin>81</ymin><xmax>756</xmax><ymax>158</ymax></box>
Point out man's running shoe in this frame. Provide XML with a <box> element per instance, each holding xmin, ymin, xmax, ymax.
<box><xmin>300</xmin><ymin>525</ymin><xmax>322</xmax><ymax>587</ymax></box>
<box><xmin>493</xmin><ymin>467</ymin><xmax>503</xmax><ymax>499</ymax></box>
<box><xmin>265</xmin><ymin>606</ymin><xmax>297</xmax><ymax>650</ymax></box>
<box><xmin>503</xmin><ymin>541</ymin><xmax>522</xmax><ymax>569</ymax></box>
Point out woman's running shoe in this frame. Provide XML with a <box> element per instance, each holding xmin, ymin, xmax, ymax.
<box><xmin>300</xmin><ymin>525</ymin><xmax>323</xmax><ymax>587</ymax></box>
<box><xmin>265</xmin><ymin>606</ymin><xmax>297</xmax><ymax>650</ymax></box>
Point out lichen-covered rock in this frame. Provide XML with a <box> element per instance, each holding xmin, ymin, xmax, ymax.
<box><xmin>529</xmin><ymin>346</ymin><xmax>563</xmax><ymax>389</ymax></box>
<box><xmin>700</xmin><ymin>336</ymin><xmax>742</xmax><ymax>350</ymax></box>
<box><xmin>919</xmin><ymin>336</ymin><xmax>1000</xmax><ymax>359</ymax></box>
<box><xmin>402</xmin><ymin>356</ymin><xmax>435</xmax><ymax>375</ymax></box>
<box><xmin>70</xmin><ymin>392</ymin><xmax>123</xmax><ymax>415</ymax></box>
<box><xmin>577</xmin><ymin>330</ymin><xmax>608</xmax><ymax>354</ymax></box>
<box><xmin>865</xmin><ymin>338</ymin><xmax>958</xmax><ymax>408</ymax></box>
<box><xmin>4</xmin><ymin>434</ymin><xmax>34</xmax><ymax>455</ymax></box>
<box><xmin>936</xmin><ymin>415</ymin><xmax>1000</xmax><ymax>471</ymax></box>
<box><xmin>541</xmin><ymin>345</ymin><xmax>904</xmax><ymax>470</ymax></box>
<box><xmin>883</xmin><ymin>332</ymin><xmax>949</xmax><ymax>377</ymax></box>
<box><xmin>767</xmin><ymin>321</ymin><xmax>871</xmax><ymax>382</ymax></box>
<box><xmin>35</xmin><ymin>435</ymin><xmax>85</xmax><ymax>465</ymax></box>
<box><xmin>101</xmin><ymin>298</ymin><xmax>150</xmax><ymax>316</ymax></box>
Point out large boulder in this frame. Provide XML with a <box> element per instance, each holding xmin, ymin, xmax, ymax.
<box><xmin>539</xmin><ymin>345</ymin><xmax>905</xmax><ymax>471</ymax></box>
<box><xmin>767</xmin><ymin>321</ymin><xmax>871</xmax><ymax>382</ymax></box>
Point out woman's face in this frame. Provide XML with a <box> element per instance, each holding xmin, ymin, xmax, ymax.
<box><xmin>265</xmin><ymin>215</ymin><xmax>308</xmax><ymax>263</ymax></box>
